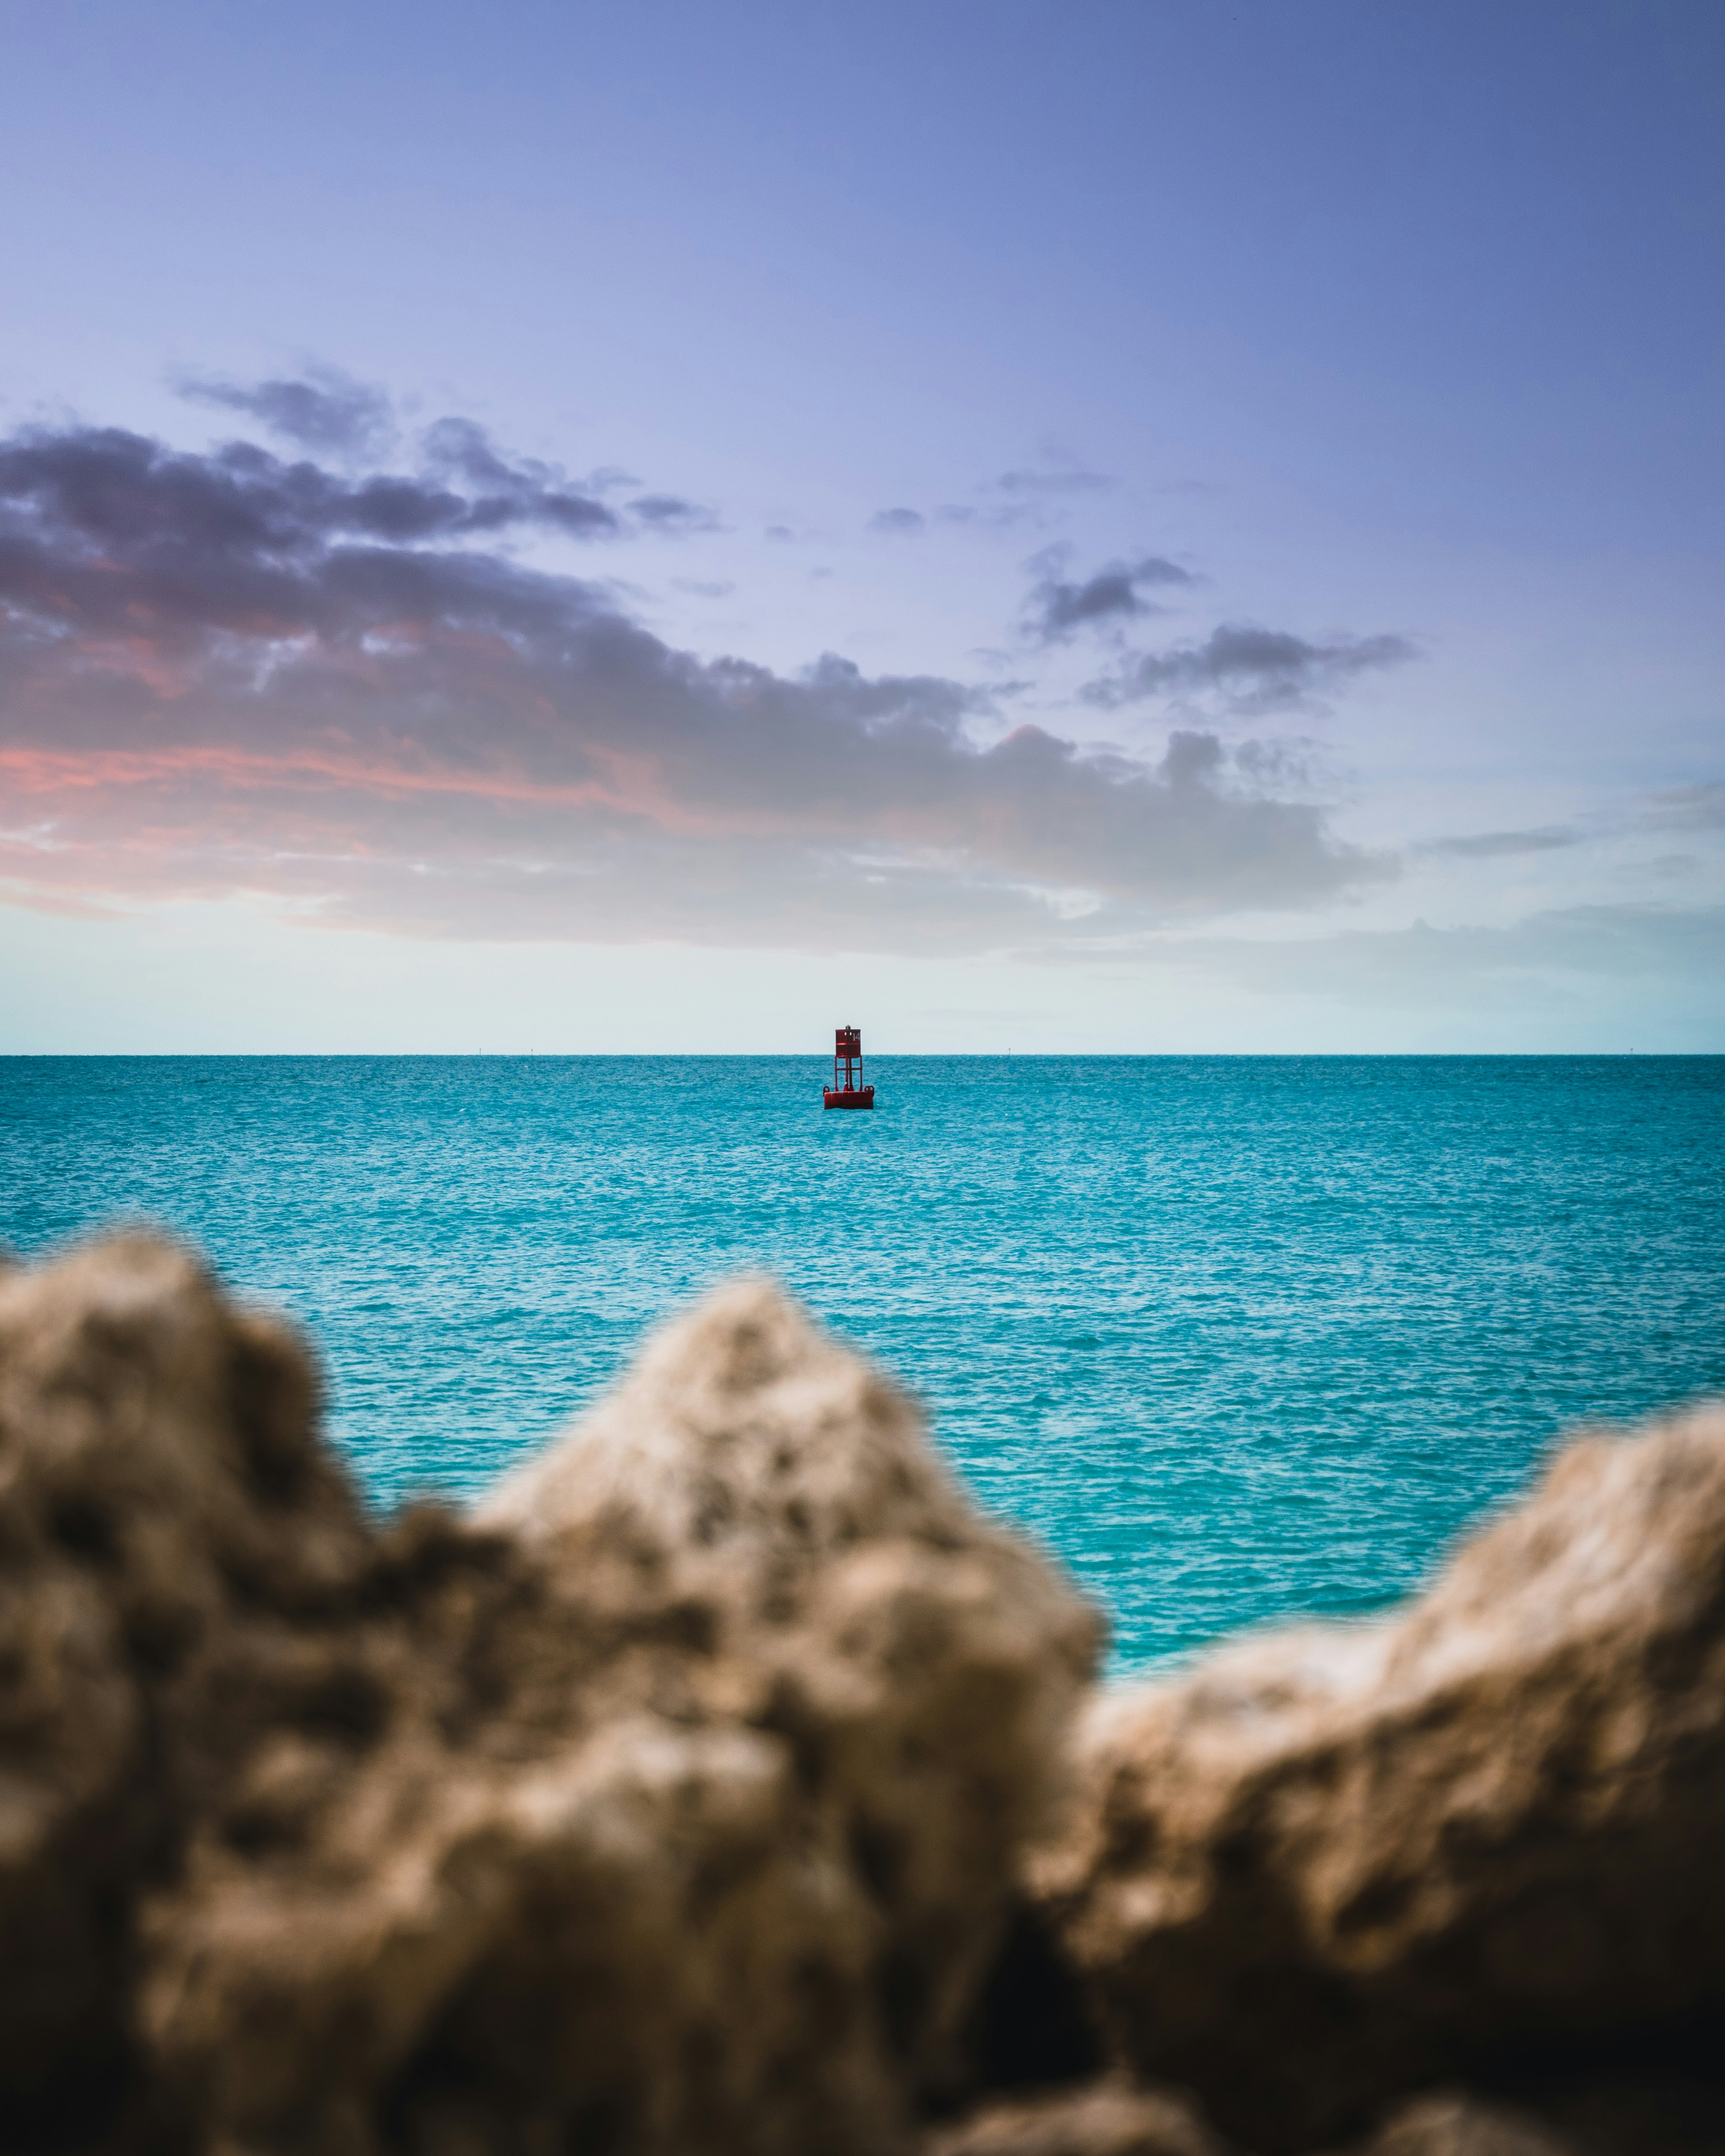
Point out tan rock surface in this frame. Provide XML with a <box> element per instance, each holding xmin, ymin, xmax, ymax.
<box><xmin>1334</xmin><ymin>2079</ymin><xmax>1725</xmax><ymax>2156</ymax></box>
<box><xmin>923</xmin><ymin>2077</ymin><xmax>1725</xmax><ymax>2156</ymax></box>
<box><xmin>924</xmin><ymin>2078</ymin><xmax>1228</xmax><ymax>2156</ymax></box>
<box><xmin>1340</xmin><ymin>2093</ymin><xmax>1580</xmax><ymax>2156</ymax></box>
<box><xmin>0</xmin><ymin>1232</ymin><xmax>368</xmax><ymax>2136</ymax></box>
<box><xmin>475</xmin><ymin>1276</ymin><xmax>1102</xmax><ymax>2115</ymax></box>
<box><xmin>10</xmin><ymin>1230</ymin><xmax>1725</xmax><ymax>2156</ymax></box>
<box><xmin>0</xmin><ymin>1239</ymin><xmax>1099</xmax><ymax>2156</ymax></box>
<box><xmin>1032</xmin><ymin>1406</ymin><xmax>1725</xmax><ymax>2151</ymax></box>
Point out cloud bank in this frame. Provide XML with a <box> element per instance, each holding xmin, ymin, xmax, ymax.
<box><xmin>0</xmin><ymin>384</ymin><xmax>1396</xmax><ymax>951</ymax></box>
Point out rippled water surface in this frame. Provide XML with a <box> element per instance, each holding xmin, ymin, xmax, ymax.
<box><xmin>5</xmin><ymin>1056</ymin><xmax>1722</xmax><ymax>1671</ymax></box>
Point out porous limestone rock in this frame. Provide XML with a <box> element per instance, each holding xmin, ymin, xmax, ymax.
<box><xmin>1337</xmin><ymin>2093</ymin><xmax>1579</xmax><ymax>2156</ymax></box>
<box><xmin>15</xmin><ymin>1228</ymin><xmax>1725</xmax><ymax>2156</ymax></box>
<box><xmin>474</xmin><ymin>1274</ymin><xmax>1104</xmax><ymax>2111</ymax></box>
<box><xmin>923</xmin><ymin>2076</ymin><xmax>1725</xmax><ymax>2156</ymax></box>
<box><xmin>0</xmin><ymin>1232</ymin><xmax>368</xmax><ymax>2141</ymax></box>
<box><xmin>924</xmin><ymin>2078</ymin><xmax>1229</xmax><ymax>2156</ymax></box>
<box><xmin>1031</xmin><ymin>1406</ymin><xmax>1725</xmax><ymax>2152</ymax></box>
<box><xmin>1330</xmin><ymin>2081</ymin><xmax>1725</xmax><ymax>2156</ymax></box>
<box><xmin>0</xmin><ymin>1237</ymin><xmax>1100</xmax><ymax>2156</ymax></box>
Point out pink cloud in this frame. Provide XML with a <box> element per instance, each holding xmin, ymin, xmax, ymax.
<box><xmin>0</xmin><ymin>399</ymin><xmax>1396</xmax><ymax>950</ymax></box>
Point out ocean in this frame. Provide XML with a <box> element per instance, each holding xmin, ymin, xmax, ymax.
<box><xmin>3</xmin><ymin>1055</ymin><xmax>1722</xmax><ymax>1673</ymax></box>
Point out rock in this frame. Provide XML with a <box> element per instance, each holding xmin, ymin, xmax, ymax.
<box><xmin>937</xmin><ymin>2080</ymin><xmax>1720</xmax><ymax>2156</ymax></box>
<box><xmin>475</xmin><ymin>1275</ymin><xmax>1103</xmax><ymax>2113</ymax></box>
<box><xmin>924</xmin><ymin>2078</ymin><xmax>1229</xmax><ymax>2156</ymax></box>
<box><xmin>14</xmin><ymin>1230</ymin><xmax>1725</xmax><ymax>2156</ymax></box>
<box><xmin>0</xmin><ymin>1239</ymin><xmax>1100</xmax><ymax>2156</ymax></box>
<box><xmin>0</xmin><ymin>1232</ymin><xmax>368</xmax><ymax>2141</ymax></box>
<box><xmin>1333</xmin><ymin>2078</ymin><xmax>1725</xmax><ymax>2156</ymax></box>
<box><xmin>1338</xmin><ymin>2093</ymin><xmax>1581</xmax><ymax>2156</ymax></box>
<box><xmin>1031</xmin><ymin>1405</ymin><xmax>1725</xmax><ymax>2152</ymax></box>
<box><xmin>461</xmin><ymin>1275</ymin><xmax>1101</xmax><ymax>2149</ymax></box>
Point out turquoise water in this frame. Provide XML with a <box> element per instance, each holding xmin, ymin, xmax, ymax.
<box><xmin>3</xmin><ymin>1056</ymin><xmax>1722</xmax><ymax>1672</ymax></box>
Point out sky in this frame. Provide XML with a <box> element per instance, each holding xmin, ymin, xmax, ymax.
<box><xmin>1</xmin><ymin>0</ymin><xmax>1721</xmax><ymax>1052</ymax></box>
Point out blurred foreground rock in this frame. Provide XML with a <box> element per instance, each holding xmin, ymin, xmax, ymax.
<box><xmin>0</xmin><ymin>1233</ymin><xmax>369</xmax><ymax>2146</ymax></box>
<box><xmin>924</xmin><ymin>2077</ymin><xmax>1227</xmax><ymax>2156</ymax></box>
<box><xmin>0</xmin><ymin>1235</ymin><xmax>1096</xmax><ymax>2155</ymax></box>
<box><xmin>1030</xmin><ymin>1403</ymin><xmax>1725</xmax><ymax>2150</ymax></box>
<box><xmin>927</xmin><ymin>2077</ymin><xmax>1725</xmax><ymax>2156</ymax></box>
<box><xmin>2</xmin><ymin>1232</ymin><xmax>1724</xmax><ymax>2156</ymax></box>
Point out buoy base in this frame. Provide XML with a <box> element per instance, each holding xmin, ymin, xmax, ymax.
<box><xmin>823</xmin><ymin>1087</ymin><xmax>876</xmax><ymax>1111</ymax></box>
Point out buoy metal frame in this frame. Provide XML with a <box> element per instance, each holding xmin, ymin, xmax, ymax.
<box><xmin>823</xmin><ymin>1024</ymin><xmax>876</xmax><ymax>1110</ymax></box>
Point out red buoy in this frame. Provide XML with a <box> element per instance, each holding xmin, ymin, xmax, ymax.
<box><xmin>823</xmin><ymin>1024</ymin><xmax>876</xmax><ymax>1110</ymax></box>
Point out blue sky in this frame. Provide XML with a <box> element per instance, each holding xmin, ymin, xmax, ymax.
<box><xmin>1</xmin><ymin>0</ymin><xmax>1721</xmax><ymax>1050</ymax></box>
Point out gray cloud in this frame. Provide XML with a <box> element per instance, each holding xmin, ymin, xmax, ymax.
<box><xmin>628</xmin><ymin>493</ymin><xmax>720</xmax><ymax>533</ymax></box>
<box><xmin>1085</xmin><ymin>623</ymin><xmax>1417</xmax><ymax>713</ymax></box>
<box><xmin>932</xmin><ymin>501</ymin><xmax>1040</xmax><ymax>532</ymax></box>
<box><xmin>412</xmin><ymin>415</ymin><xmax>638</xmax><ymax>537</ymax></box>
<box><xmin>1647</xmin><ymin>782</ymin><xmax>1725</xmax><ymax>831</ymax></box>
<box><xmin>0</xmin><ymin>415</ymin><xmax>621</xmax><ymax>589</ymax></box>
<box><xmin>0</xmin><ymin>405</ymin><xmax>1393</xmax><ymax>951</ymax></box>
<box><xmin>1132</xmin><ymin>904</ymin><xmax>1725</xmax><ymax>1013</ymax></box>
<box><xmin>913</xmin><ymin>461</ymin><xmax>1111</xmax><ymax>534</ymax></box>
<box><xmin>869</xmin><ymin>507</ymin><xmax>926</xmax><ymax>535</ymax></box>
<box><xmin>177</xmin><ymin>364</ymin><xmax>397</xmax><ymax>458</ymax></box>
<box><xmin>996</xmin><ymin>464</ymin><xmax>1111</xmax><ymax>495</ymax></box>
<box><xmin>0</xmin><ymin>395</ymin><xmax>736</xmax><ymax>636</ymax></box>
<box><xmin>1024</xmin><ymin>550</ymin><xmax>1194</xmax><ymax>642</ymax></box>
<box><xmin>1417</xmin><ymin>827</ymin><xmax>1583</xmax><ymax>859</ymax></box>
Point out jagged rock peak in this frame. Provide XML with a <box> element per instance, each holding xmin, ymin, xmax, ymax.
<box><xmin>481</xmin><ymin>1274</ymin><xmax>982</xmax><ymax>1565</ymax></box>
